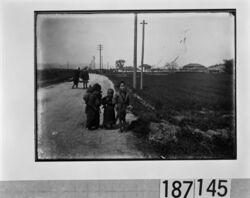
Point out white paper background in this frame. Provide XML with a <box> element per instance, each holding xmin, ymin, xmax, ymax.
<box><xmin>0</xmin><ymin>0</ymin><xmax>250</xmax><ymax>181</ymax></box>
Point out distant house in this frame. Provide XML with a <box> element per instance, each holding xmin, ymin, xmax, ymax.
<box><xmin>139</xmin><ymin>64</ymin><xmax>152</xmax><ymax>72</ymax></box>
<box><xmin>123</xmin><ymin>66</ymin><xmax>135</xmax><ymax>72</ymax></box>
<box><xmin>180</xmin><ymin>63</ymin><xmax>208</xmax><ymax>72</ymax></box>
<box><xmin>116</xmin><ymin>66</ymin><xmax>139</xmax><ymax>72</ymax></box>
<box><xmin>151</xmin><ymin>68</ymin><xmax>163</xmax><ymax>72</ymax></box>
<box><xmin>208</xmin><ymin>64</ymin><xmax>225</xmax><ymax>73</ymax></box>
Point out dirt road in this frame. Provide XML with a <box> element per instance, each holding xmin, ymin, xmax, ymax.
<box><xmin>37</xmin><ymin>74</ymin><xmax>158</xmax><ymax>159</ymax></box>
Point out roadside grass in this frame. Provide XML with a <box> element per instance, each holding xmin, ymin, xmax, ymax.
<box><xmin>37</xmin><ymin>68</ymin><xmax>75</xmax><ymax>87</ymax></box>
<box><xmin>106</xmin><ymin>72</ymin><xmax>236</xmax><ymax>159</ymax></box>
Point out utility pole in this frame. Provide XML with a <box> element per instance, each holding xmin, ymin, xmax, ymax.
<box><xmin>140</xmin><ymin>20</ymin><xmax>147</xmax><ymax>90</ymax></box>
<box><xmin>101</xmin><ymin>56</ymin><xmax>103</xmax><ymax>70</ymax></box>
<box><xmin>133</xmin><ymin>13</ymin><xmax>138</xmax><ymax>89</ymax></box>
<box><xmin>97</xmin><ymin>44</ymin><xmax>103</xmax><ymax>70</ymax></box>
<box><xmin>93</xmin><ymin>56</ymin><xmax>95</xmax><ymax>69</ymax></box>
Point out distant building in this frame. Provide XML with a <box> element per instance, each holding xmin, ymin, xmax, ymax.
<box><xmin>122</xmin><ymin>66</ymin><xmax>135</xmax><ymax>72</ymax></box>
<box><xmin>151</xmin><ymin>68</ymin><xmax>164</xmax><ymax>72</ymax></box>
<box><xmin>208</xmin><ymin>64</ymin><xmax>225</xmax><ymax>73</ymax></box>
<box><xmin>151</xmin><ymin>67</ymin><xmax>178</xmax><ymax>73</ymax></box>
<box><xmin>180</xmin><ymin>63</ymin><xmax>208</xmax><ymax>72</ymax></box>
<box><xmin>138</xmin><ymin>64</ymin><xmax>152</xmax><ymax>72</ymax></box>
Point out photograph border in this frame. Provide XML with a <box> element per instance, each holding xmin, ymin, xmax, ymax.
<box><xmin>34</xmin><ymin>9</ymin><xmax>237</xmax><ymax>162</ymax></box>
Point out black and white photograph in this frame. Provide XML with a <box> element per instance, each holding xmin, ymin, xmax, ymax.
<box><xmin>35</xmin><ymin>10</ymin><xmax>236</xmax><ymax>160</ymax></box>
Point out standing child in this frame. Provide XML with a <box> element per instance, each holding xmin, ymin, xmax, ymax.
<box><xmin>102</xmin><ymin>88</ymin><xmax>116</xmax><ymax>129</ymax></box>
<box><xmin>83</xmin><ymin>85</ymin><xmax>92</xmax><ymax>113</ymax></box>
<box><xmin>81</xmin><ymin>67</ymin><xmax>90</xmax><ymax>89</ymax></box>
<box><xmin>114</xmin><ymin>81</ymin><xmax>130</xmax><ymax>132</ymax></box>
<box><xmin>72</xmin><ymin>67</ymin><xmax>81</xmax><ymax>89</ymax></box>
<box><xmin>83</xmin><ymin>83</ymin><xmax>102</xmax><ymax>130</ymax></box>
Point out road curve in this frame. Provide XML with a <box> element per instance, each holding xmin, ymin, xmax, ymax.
<box><xmin>37</xmin><ymin>74</ymin><xmax>158</xmax><ymax>159</ymax></box>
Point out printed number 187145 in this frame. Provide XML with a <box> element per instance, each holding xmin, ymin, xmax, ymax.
<box><xmin>160</xmin><ymin>179</ymin><xmax>231</xmax><ymax>198</ymax></box>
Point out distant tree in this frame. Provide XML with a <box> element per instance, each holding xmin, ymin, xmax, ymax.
<box><xmin>223</xmin><ymin>59</ymin><xmax>234</xmax><ymax>74</ymax></box>
<box><xmin>116</xmin><ymin>59</ymin><xmax>125</xmax><ymax>70</ymax></box>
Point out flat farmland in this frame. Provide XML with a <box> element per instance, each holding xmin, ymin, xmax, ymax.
<box><xmin>107</xmin><ymin>72</ymin><xmax>236</xmax><ymax>159</ymax></box>
<box><xmin>109</xmin><ymin>72</ymin><xmax>234</xmax><ymax>112</ymax></box>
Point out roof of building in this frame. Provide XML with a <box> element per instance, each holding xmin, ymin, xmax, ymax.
<box><xmin>182</xmin><ymin>63</ymin><xmax>207</xmax><ymax>70</ymax></box>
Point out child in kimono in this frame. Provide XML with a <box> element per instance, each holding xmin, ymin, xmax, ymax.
<box><xmin>114</xmin><ymin>81</ymin><xmax>130</xmax><ymax>132</ymax></box>
<box><xmin>83</xmin><ymin>83</ymin><xmax>102</xmax><ymax>130</ymax></box>
<box><xmin>83</xmin><ymin>85</ymin><xmax>92</xmax><ymax>113</ymax></box>
<box><xmin>102</xmin><ymin>88</ymin><xmax>116</xmax><ymax>129</ymax></box>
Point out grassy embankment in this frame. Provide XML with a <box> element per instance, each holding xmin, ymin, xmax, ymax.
<box><xmin>106</xmin><ymin>72</ymin><xmax>236</xmax><ymax>159</ymax></box>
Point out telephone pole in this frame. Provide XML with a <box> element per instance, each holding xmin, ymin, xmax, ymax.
<box><xmin>140</xmin><ymin>20</ymin><xmax>147</xmax><ymax>90</ymax></box>
<box><xmin>97</xmin><ymin>44</ymin><xmax>103</xmax><ymax>70</ymax></box>
<box><xmin>93</xmin><ymin>56</ymin><xmax>95</xmax><ymax>69</ymax></box>
<box><xmin>101</xmin><ymin>56</ymin><xmax>103</xmax><ymax>69</ymax></box>
<box><xmin>133</xmin><ymin>13</ymin><xmax>138</xmax><ymax>89</ymax></box>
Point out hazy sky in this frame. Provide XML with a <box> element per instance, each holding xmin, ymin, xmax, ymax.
<box><xmin>37</xmin><ymin>12</ymin><xmax>235</xmax><ymax>68</ymax></box>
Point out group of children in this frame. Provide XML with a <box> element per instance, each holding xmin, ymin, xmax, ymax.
<box><xmin>83</xmin><ymin>81</ymin><xmax>130</xmax><ymax>132</ymax></box>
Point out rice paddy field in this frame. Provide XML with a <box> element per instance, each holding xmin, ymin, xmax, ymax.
<box><xmin>106</xmin><ymin>72</ymin><xmax>236</xmax><ymax>159</ymax></box>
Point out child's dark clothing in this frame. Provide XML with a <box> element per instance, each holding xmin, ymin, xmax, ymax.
<box><xmin>81</xmin><ymin>70</ymin><xmax>90</xmax><ymax>89</ymax></box>
<box><xmin>114</xmin><ymin>91</ymin><xmax>129</xmax><ymax>131</ymax></box>
<box><xmin>72</xmin><ymin>69</ymin><xmax>80</xmax><ymax>88</ymax></box>
<box><xmin>102</xmin><ymin>96</ymin><xmax>115</xmax><ymax>128</ymax></box>
<box><xmin>83</xmin><ymin>86</ymin><xmax>92</xmax><ymax>113</ymax></box>
<box><xmin>84</xmin><ymin>90</ymin><xmax>102</xmax><ymax>130</ymax></box>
